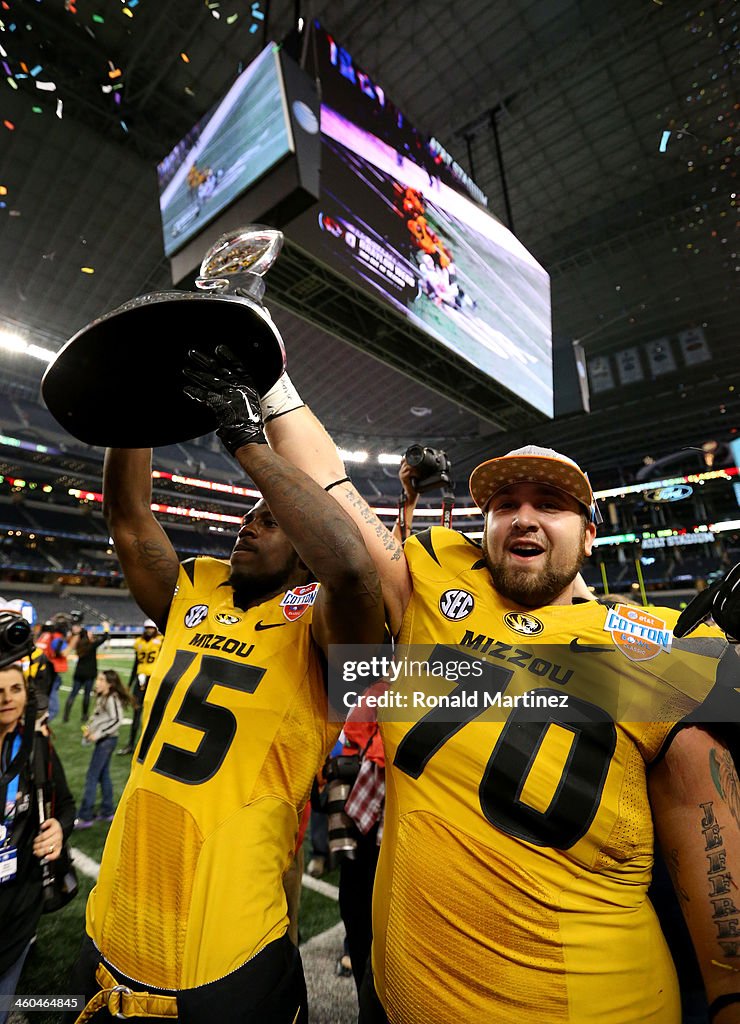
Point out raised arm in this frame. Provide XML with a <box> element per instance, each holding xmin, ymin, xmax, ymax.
<box><xmin>263</xmin><ymin>391</ymin><xmax>412</xmax><ymax>635</ymax></box>
<box><xmin>102</xmin><ymin>448</ymin><xmax>179</xmax><ymax>631</ymax></box>
<box><xmin>649</xmin><ymin>726</ymin><xmax>740</xmax><ymax>1023</ymax></box>
<box><xmin>183</xmin><ymin>350</ymin><xmax>385</xmax><ymax>655</ymax></box>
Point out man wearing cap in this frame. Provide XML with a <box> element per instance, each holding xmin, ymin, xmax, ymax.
<box><xmin>258</xmin><ymin>377</ymin><xmax>740</xmax><ymax>1024</ymax></box>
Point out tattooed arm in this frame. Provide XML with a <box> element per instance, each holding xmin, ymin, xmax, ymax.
<box><xmin>102</xmin><ymin>448</ymin><xmax>179</xmax><ymax>631</ymax></box>
<box><xmin>649</xmin><ymin>727</ymin><xmax>740</xmax><ymax>1022</ymax></box>
<box><xmin>265</xmin><ymin>405</ymin><xmax>412</xmax><ymax>634</ymax></box>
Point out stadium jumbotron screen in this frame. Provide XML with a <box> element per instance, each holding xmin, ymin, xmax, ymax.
<box><xmin>157</xmin><ymin>43</ymin><xmax>293</xmax><ymax>259</ymax></box>
<box><xmin>293</xmin><ymin>21</ymin><xmax>553</xmax><ymax>418</ymax></box>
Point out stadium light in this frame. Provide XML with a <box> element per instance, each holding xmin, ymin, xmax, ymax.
<box><xmin>0</xmin><ymin>329</ymin><xmax>55</xmax><ymax>362</ymax></box>
<box><xmin>337</xmin><ymin>448</ymin><xmax>368</xmax><ymax>463</ymax></box>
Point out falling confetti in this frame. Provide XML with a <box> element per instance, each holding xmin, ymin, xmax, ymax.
<box><xmin>35</xmin><ymin>80</ymin><xmax>56</xmax><ymax>91</ymax></box>
<box><xmin>80</xmin><ymin>267</ymin><xmax>94</xmax><ymax>274</ymax></box>
<box><xmin>55</xmin><ymin>97</ymin><xmax>62</xmax><ymax>118</ymax></box>
<box><xmin>659</xmin><ymin>130</ymin><xmax>671</xmax><ymax>152</ymax></box>
<box><xmin>180</xmin><ymin>52</ymin><xmax>190</xmax><ymax>63</ymax></box>
<box><xmin>3</xmin><ymin>119</ymin><xmax>14</xmax><ymax>130</ymax></box>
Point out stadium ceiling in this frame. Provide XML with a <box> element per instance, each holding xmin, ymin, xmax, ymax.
<box><xmin>0</xmin><ymin>0</ymin><xmax>736</xmax><ymax>496</ymax></box>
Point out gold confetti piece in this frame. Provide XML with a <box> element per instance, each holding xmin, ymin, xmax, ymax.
<box><xmin>81</xmin><ymin>267</ymin><xmax>94</xmax><ymax>274</ymax></box>
<box><xmin>108</xmin><ymin>66</ymin><xmax>122</xmax><ymax>79</ymax></box>
<box><xmin>180</xmin><ymin>52</ymin><xmax>190</xmax><ymax>63</ymax></box>
<box><xmin>0</xmin><ymin>186</ymin><xmax>7</xmax><ymax>195</ymax></box>
<box><xmin>3</xmin><ymin>119</ymin><xmax>14</xmax><ymax>130</ymax></box>
<box><xmin>712</xmin><ymin>960</ymin><xmax>740</xmax><ymax>972</ymax></box>
<box><xmin>122</xmin><ymin>7</ymin><xmax>133</xmax><ymax>16</ymax></box>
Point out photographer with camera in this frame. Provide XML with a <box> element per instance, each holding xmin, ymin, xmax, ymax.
<box><xmin>0</xmin><ymin>611</ymin><xmax>76</xmax><ymax>1022</ymax></box>
<box><xmin>394</xmin><ymin>445</ymin><xmax>453</xmax><ymax>543</ymax></box>
<box><xmin>36</xmin><ymin>614</ymin><xmax>78</xmax><ymax>723</ymax></box>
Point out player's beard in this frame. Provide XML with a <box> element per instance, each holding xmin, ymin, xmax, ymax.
<box><xmin>485</xmin><ymin>524</ymin><xmax>587</xmax><ymax>608</ymax></box>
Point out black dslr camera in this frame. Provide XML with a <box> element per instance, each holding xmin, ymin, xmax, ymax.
<box><xmin>404</xmin><ymin>444</ymin><xmax>454</xmax><ymax>494</ymax></box>
<box><xmin>0</xmin><ymin>611</ymin><xmax>34</xmax><ymax>670</ymax></box>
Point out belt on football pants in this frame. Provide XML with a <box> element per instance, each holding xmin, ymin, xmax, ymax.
<box><xmin>73</xmin><ymin>962</ymin><xmax>179</xmax><ymax>1021</ymax></box>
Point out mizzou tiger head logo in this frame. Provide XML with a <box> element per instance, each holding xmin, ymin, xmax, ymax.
<box><xmin>503</xmin><ymin>611</ymin><xmax>544</xmax><ymax>636</ymax></box>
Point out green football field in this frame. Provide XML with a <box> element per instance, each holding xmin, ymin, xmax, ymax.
<box><xmin>15</xmin><ymin>650</ymin><xmax>340</xmax><ymax>1021</ymax></box>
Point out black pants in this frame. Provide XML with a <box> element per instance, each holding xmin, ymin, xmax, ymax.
<box><xmin>127</xmin><ymin>682</ymin><xmax>146</xmax><ymax>750</ymax></box>
<box><xmin>338</xmin><ymin>824</ymin><xmax>379</xmax><ymax>995</ymax></box>
<box><xmin>65</xmin><ymin>675</ymin><xmax>95</xmax><ymax>721</ymax></box>
<box><xmin>358</xmin><ymin>964</ymin><xmax>389</xmax><ymax>1024</ymax></box>
<box><xmin>65</xmin><ymin>932</ymin><xmax>307</xmax><ymax>1024</ymax></box>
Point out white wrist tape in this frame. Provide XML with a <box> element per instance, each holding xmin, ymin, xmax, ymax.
<box><xmin>259</xmin><ymin>373</ymin><xmax>305</xmax><ymax>422</ymax></box>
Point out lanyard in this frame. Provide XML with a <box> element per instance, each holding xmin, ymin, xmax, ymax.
<box><xmin>2</xmin><ymin>734</ymin><xmax>21</xmax><ymax>830</ymax></box>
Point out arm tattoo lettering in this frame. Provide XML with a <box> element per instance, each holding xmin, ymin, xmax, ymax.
<box><xmin>341</xmin><ymin>487</ymin><xmax>404</xmax><ymax>562</ymax></box>
<box><xmin>700</xmin><ymin>801</ymin><xmax>740</xmax><ymax>957</ymax></box>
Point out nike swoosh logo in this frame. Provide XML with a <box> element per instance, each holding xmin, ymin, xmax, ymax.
<box><xmin>254</xmin><ymin>620</ymin><xmax>287</xmax><ymax>631</ymax></box>
<box><xmin>569</xmin><ymin>638</ymin><xmax>614</xmax><ymax>654</ymax></box>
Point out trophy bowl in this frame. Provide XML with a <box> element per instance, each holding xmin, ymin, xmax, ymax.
<box><xmin>40</xmin><ymin>227</ymin><xmax>287</xmax><ymax>449</ymax></box>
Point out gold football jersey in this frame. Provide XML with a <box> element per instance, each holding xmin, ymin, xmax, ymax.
<box><xmin>372</xmin><ymin>527</ymin><xmax>728</xmax><ymax>1024</ymax></box>
<box><xmin>133</xmin><ymin>634</ymin><xmax>163</xmax><ymax>679</ymax></box>
<box><xmin>86</xmin><ymin>557</ymin><xmax>337</xmax><ymax>989</ymax></box>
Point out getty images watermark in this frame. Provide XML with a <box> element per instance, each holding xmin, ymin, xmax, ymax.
<box><xmin>326</xmin><ymin>640</ymin><xmax>738</xmax><ymax>724</ymax></box>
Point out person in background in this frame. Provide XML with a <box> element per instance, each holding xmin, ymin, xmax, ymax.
<box><xmin>64</xmin><ymin>622</ymin><xmax>110</xmax><ymax>724</ymax></box>
<box><xmin>75</xmin><ymin>670</ymin><xmax>132</xmax><ymax>829</ymax></box>
<box><xmin>0</xmin><ymin>614</ymin><xmax>76</xmax><ymax>1024</ymax></box>
<box><xmin>117</xmin><ymin>619</ymin><xmax>162</xmax><ymax>756</ymax></box>
<box><xmin>35</xmin><ymin>615</ymin><xmax>77</xmax><ymax>723</ymax></box>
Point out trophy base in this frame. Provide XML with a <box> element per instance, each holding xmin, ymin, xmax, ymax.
<box><xmin>41</xmin><ymin>292</ymin><xmax>286</xmax><ymax>448</ymax></box>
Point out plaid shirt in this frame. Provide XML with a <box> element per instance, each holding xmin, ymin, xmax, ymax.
<box><xmin>345</xmin><ymin>757</ymin><xmax>385</xmax><ymax>844</ymax></box>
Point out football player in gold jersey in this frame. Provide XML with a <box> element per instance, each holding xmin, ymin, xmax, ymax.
<box><xmin>260</xmin><ymin>372</ymin><xmax>740</xmax><ymax>1024</ymax></box>
<box><xmin>118</xmin><ymin>619</ymin><xmax>163</xmax><ymax>755</ymax></box>
<box><xmin>67</xmin><ymin>349</ymin><xmax>384</xmax><ymax>1024</ymax></box>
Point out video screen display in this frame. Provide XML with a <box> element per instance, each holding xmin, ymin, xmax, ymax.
<box><xmin>157</xmin><ymin>43</ymin><xmax>293</xmax><ymax>259</ymax></box>
<box><xmin>294</xmin><ymin>22</ymin><xmax>553</xmax><ymax>417</ymax></box>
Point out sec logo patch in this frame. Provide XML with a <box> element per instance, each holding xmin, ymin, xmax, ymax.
<box><xmin>184</xmin><ymin>604</ymin><xmax>209</xmax><ymax>628</ymax></box>
<box><xmin>503</xmin><ymin>611</ymin><xmax>544</xmax><ymax>636</ymax></box>
<box><xmin>439</xmin><ymin>589</ymin><xmax>475</xmax><ymax>621</ymax></box>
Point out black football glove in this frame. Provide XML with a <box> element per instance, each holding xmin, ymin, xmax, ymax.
<box><xmin>183</xmin><ymin>344</ymin><xmax>267</xmax><ymax>456</ymax></box>
<box><xmin>674</xmin><ymin>563</ymin><xmax>740</xmax><ymax>641</ymax></box>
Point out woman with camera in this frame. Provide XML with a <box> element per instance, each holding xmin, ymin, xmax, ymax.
<box><xmin>0</xmin><ymin>615</ymin><xmax>76</xmax><ymax>1023</ymax></box>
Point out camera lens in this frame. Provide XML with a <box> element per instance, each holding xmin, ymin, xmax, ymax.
<box><xmin>404</xmin><ymin>445</ymin><xmax>425</xmax><ymax>467</ymax></box>
<box><xmin>6</xmin><ymin>619</ymin><xmax>31</xmax><ymax>647</ymax></box>
<box><xmin>325</xmin><ymin>777</ymin><xmax>357</xmax><ymax>861</ymax></box>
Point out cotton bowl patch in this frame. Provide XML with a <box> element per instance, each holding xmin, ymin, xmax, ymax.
<box><xmin>280</xmin><ymin>582</ymin><xmax>320</xmax><ymax>622</ymax></box>
<box><xmin>603</xmin><ymin>603</ymin><xmax>672</xmax><ymax>662</ymax></box>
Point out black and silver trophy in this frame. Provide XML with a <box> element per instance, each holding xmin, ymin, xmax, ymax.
<box><xmin>41</xmin><ymin>226</ymin><xmax>287</xmax><ymax>448</ymax></box>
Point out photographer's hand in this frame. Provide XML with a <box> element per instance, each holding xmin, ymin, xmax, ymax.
<box><xmin>399</xmin><ymin>458</ymin><xmax>421</xmax><ymax>508</ymax></box>
<box><xmin>33</xmin><ymin>817</ymin><xmax>63</xmax><ymax>862</ymax></box>
<box><xmin>394</xmin><ymin>457</ymin><xmax>420</xmax><ymax>543</ymax></box>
